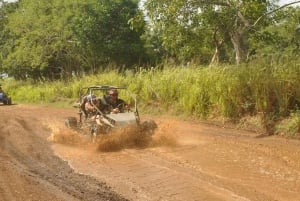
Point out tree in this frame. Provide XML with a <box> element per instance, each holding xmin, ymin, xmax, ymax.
<box><xmin>144</xmin><ymin>1</ymin><xmax>215</xmax><ymax>65</ymax></box>
<box><xmin>3</xmin><ymin>0</ymin><xmax>83</xmax><ymax>81</ymax></box>
<box><xmin>1</xmin><ymin>0</ymin><xmax>146</xmax><ymax>81</ymax></box>
<box><xmin>0</xmin><ymin>0</ymin><xmax>18</xmax><ymax>74</ymax></box>
<box><xmin>250</xmin><ymin>4</ymin><xmax>300</xmax><ymax>58</ymax></box>
<box><xmin>144</xmin><ymin>0</ymin><xmax>287</xmax><ymax>65</ymax></box>
<box><xmin>72</xmin><ymin>0</ymin><xmax>146</xmax><ymax>72</ymax></box>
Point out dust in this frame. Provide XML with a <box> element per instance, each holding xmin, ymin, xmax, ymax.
<box><xmin>151</xmin><ymin>132</ymin><xmax>178</xmax><ymax>147</ymax></box>
<box><xmin>150</xmin><ymin>120</ymin><xmax>178</xmax><ymax>147</ymax></box>
<box><xmin>46</xmin><ymin>120</ymin><xmax>87</xmax><ymax>146</ymax></box>
<box><xmin>46</xmin><ymin>119</ymin><xmax>179</xmax><ymax>152</ymax></box>
<box><xmin>96</xmin><ymin>120</ymin><xmax>179</xmax><ymax>152</ymax></box>
<box><xmin>96</xmin><ymin>125</ymin><xmax>152</xmax><ymax>152</ymax></box>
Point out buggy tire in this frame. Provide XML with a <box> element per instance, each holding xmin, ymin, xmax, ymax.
<box><xmin>65</xmin><ymin>117</ymin><xmax>77</xmax><ymax>128</ymax></box>
<box><xmin>140</xmin><ymin>120</ymin><xmax>157</xmax><ymax>135</ymax></box>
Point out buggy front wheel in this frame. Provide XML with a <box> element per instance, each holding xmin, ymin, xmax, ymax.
<box><xmin>65</xmin><ymin>117</ymin><xmax>77</xmax><ymax>128</ymax></box>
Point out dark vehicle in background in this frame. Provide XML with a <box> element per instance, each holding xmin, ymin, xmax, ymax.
<box><xmin>0</xmin><ymin>88</ymin><xmax>12</xmax><ymax>105</ymax></box>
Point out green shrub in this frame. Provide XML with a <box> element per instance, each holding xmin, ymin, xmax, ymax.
<box><xmin>275</xmin><ymin>110</ymin><xmax>300</xmax><ymax>138</ymax></box>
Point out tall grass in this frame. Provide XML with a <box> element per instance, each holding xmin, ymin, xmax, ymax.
<box><xmin>1</xmin><ymin>60</ymin><xmax>300</xmax><ymax>136</ymax></box>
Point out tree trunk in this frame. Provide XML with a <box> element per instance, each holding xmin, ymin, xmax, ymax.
<box><xmin>229</xmin><ymin>30</ymin><xmax>249</xmax><ymax>65</ymax></box>
<box><xmin>209</xmin><ymin>39</ymin><xmax>224</xmax><ymax>66</ymax></box>
<box><xmin>209</xmin><ymin>28</ymin><xmax>224</xmax><ymax>66</ymax></box>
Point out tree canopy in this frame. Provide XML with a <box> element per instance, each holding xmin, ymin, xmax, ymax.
<box><xmin>144</xmin><ymin>0</ymin><xmax>299</xmax><ymax>65</ymax></box>
<box><xmin>0</xmin><ymin>0</ymin><xmax>146</xmax><ymax>81</ymax></box>
<box><xmin>0</xmin><ymin>0</ymin><xmax>299</xmax><ymax>81</ymax></box>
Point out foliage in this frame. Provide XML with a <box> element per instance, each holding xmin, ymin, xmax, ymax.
<box><xmin>275</xmin><ymin>110</ymin><xmax>300</xmax><ymax>138</ymax></box>
<box><xmin>250</xmin><ymin>6</ymin><xmax>300</xmax><ymax>58</ymax></box>
<box><xmin>0</xmin><ymin>0</ymin><xmax>18</xmax><ymax>73</ymax></box>
<box><xmin>72</xmin><ymin>0</ymin><xmax>146</xmax><ymax>71</ymax></box>
<box><xmin>144</xmin><ymin>0</ymin><xmax>274</xmax><ymax>65</ymax></box>
<box><xmin>2</xmin><ymin>0</ymin><xmax>84</xmax><ymax>81</ymax></box>
<box><xmin>1</xmin><ymin>0</ymin><xmax>299</xmax><ymax>78</ymax></box>
<box><xmin>144</xmin><ymin>0</ymin><xmax>215</xmax><ymax>64</ymax></box>
<box><xmin>0</xmin><ymin>0</ymin><xmax>146</xmax><ymax>81</ymax></box>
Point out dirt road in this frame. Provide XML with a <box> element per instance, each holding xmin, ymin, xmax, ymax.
<box><xmin>1</xmin><ymin>104</ymin><xmax>300</xmax><ymax>201</ymax></box>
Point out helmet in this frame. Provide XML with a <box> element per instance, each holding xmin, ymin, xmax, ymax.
<box><xmin>87</xmin><ymin>94</ymin><xmax>97</xmax><ymax>101</ymax></box>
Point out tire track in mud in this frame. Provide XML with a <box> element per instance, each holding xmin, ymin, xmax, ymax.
<box><xmin>120</xmin><ymin>149</ymin><xmax>252</xmax><ymax>201</ymax></box>
<box><xmin>53</xmin><ymin>143</ymin><xmax>254</xmax><ymax>201</ymax></box>
<box><xmin>2</xmin><ymin>104</ymin><xmax>300</xmax><ymax>201</ymax></box>
<box><xmin>0</xmin><ymin>104</ymin><xmax>129</xmax><ymax>201</ymax></box>
<box><xmin>52</xmin><ymin>117</ymin><xmax>300</xmax><ymax>201</ymax></box>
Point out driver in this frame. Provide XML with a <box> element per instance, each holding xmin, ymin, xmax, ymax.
<box><xmin>100</xmin><ymin>88</ymin><xmax>127</xmax><ymax>114</ymax></box>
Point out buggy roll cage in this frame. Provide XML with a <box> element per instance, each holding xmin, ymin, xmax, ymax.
<box><xmin>78</xmin><ymin>85</ymin><xmax>139</xmax><ymax>118</ymax></box>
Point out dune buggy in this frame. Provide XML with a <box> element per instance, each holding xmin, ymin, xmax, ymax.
<box><xmin>65</xmin><ymin>85</ymin><xmax>157</xmax><ymax>141</ymax></box>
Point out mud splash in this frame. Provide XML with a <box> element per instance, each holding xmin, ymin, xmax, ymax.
<box><xmin>96</xmin><ymin>120</ymin><xmax>179</xmax><ymax>152</ymax></box>
<box><xmin>96</xmin><ymin>125</ymin><xmax>152</xmax><ymax>152</ymax></box>
<box><xmin>47</xmin><ymin>121</ymin><xmax>88</xmax><ymax>145</ymax></box>
<box><xmin>47</xmin><ymin>119</ymin><xmax>179</xmax><ymax>152</ymax></box>
<box><xmin>151</xmin><ymin>119</ymin><xmax>178</xmax><ymax>147</ymax></box>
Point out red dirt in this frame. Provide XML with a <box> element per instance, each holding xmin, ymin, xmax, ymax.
<box><xmin>1</xmin><ymin>104</ymin><xmax>300</xmax><ymax>201</ymax></box>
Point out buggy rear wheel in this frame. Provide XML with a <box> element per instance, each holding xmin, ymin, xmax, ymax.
<box><xmin>65</xmin><ymin>117</ymin><xmax>77</xmax><ymax>128</ymax></box>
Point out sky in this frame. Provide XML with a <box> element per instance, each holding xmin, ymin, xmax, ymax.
<box><xmin>279</xmin><ymin>0</ymin><xmax>300</xmax><ymax>5</ymax></box>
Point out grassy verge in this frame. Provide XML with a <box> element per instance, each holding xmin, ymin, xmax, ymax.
<box><xmin>1</xmin><ymin>62</ymin><xmax>299</xmax><ymax>138</ymax></box>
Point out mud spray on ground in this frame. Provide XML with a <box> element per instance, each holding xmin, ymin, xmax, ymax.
<box><xmin>46</xmin><ymin>119</ymin><xmax>179</xmax><ymax>152</ymax></box>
